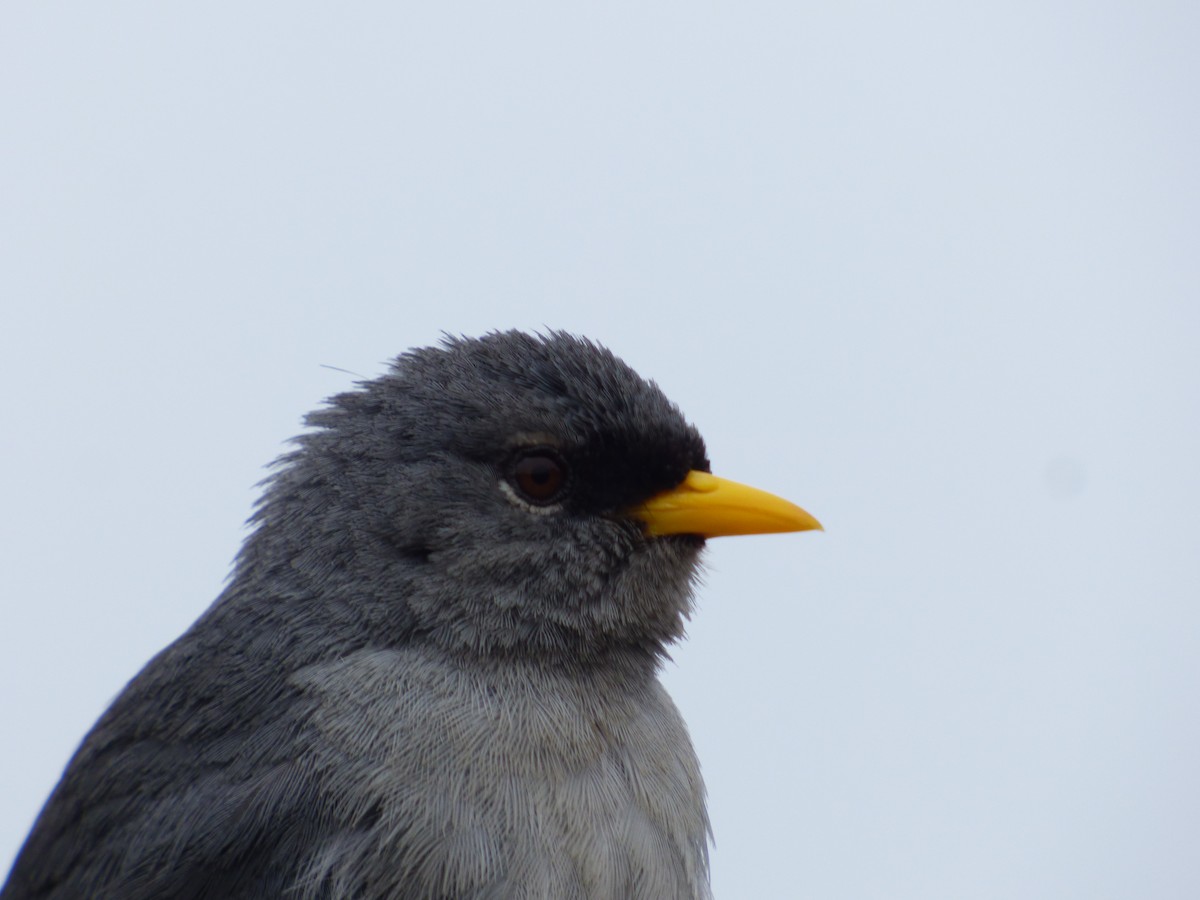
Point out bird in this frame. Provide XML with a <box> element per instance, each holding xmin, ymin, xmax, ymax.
<box><xmin>2</xmin><ymin>330</ymin><xmax>821</xmax><ymax>900</ymax></box>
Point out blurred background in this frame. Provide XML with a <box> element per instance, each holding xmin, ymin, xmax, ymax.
<box><xmin>2</xmin><ymin>2</ymin><xmax>1197</xmax><ymax>897</ymax></box>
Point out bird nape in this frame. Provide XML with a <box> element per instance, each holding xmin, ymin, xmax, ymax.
<box><xmin>2</xmin><ymin>330</ymin><xmax>821</xmax><ymax>900</ymax></box>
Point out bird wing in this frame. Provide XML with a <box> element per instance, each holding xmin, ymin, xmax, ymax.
<box><xmin>0</xmin><ymin>591</ymin><xmax>367</xmax><ymax>900</ymax></box>
<box><xmin>1</xmin><ymin>690</ymin><xmax>337</xmax><ymax>900</ymax></box>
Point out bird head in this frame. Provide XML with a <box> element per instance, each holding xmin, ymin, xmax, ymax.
<box><xmin>238</xmin><ymin>331</ymin><xmax>818</xmax><ymax>670</ymax></box>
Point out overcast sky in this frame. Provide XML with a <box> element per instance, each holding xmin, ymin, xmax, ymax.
<box><xmin>2</xmin><ymin>3</ymin><xmax>1198</xmax><ymax>897</ymax></box>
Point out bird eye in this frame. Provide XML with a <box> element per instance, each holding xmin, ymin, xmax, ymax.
<box><xmin>511</xmin><ymin>449</ymin><xmax>568</xmax><ymax>505</ymax></box>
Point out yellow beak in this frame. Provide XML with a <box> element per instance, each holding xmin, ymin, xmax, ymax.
<box><xmin>631</xmin><ymin>470</ymin><xmax>823</xmax><ymax>538</ymax></box>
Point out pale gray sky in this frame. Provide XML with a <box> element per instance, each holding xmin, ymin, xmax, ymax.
<box><xmin>2</xmin><ymin>3</ymin><xmax>1198</xmax><ymax>897</ymax></box>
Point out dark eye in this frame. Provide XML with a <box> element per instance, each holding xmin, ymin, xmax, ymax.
<box><xmin>511</xmin><ymin>449</ymin><xmax>568</xmax><ymax>505</ymax></box>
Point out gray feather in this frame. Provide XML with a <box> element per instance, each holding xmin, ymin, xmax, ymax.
<box><xmin>2</xmin><ymin>332</ymin><xmax>714</xmax><ymax>900</ymax></box>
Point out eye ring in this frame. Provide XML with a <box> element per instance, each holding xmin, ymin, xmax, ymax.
<box><xmin>508</xmin><ymin>448</ymin><xmax>569</xmax><ymax>506</ymax></box>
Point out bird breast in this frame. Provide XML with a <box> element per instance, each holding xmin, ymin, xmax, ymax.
<box><xmin>290</xmin><ymin>646</ymin><xmax>712</xmax><ymax>900</ymax></box>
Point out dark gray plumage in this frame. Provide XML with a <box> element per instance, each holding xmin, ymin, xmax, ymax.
<box><xmin>3</xmin><ymin>331</ymin><xmax>814</xmax><ymax>900</ymax></box>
